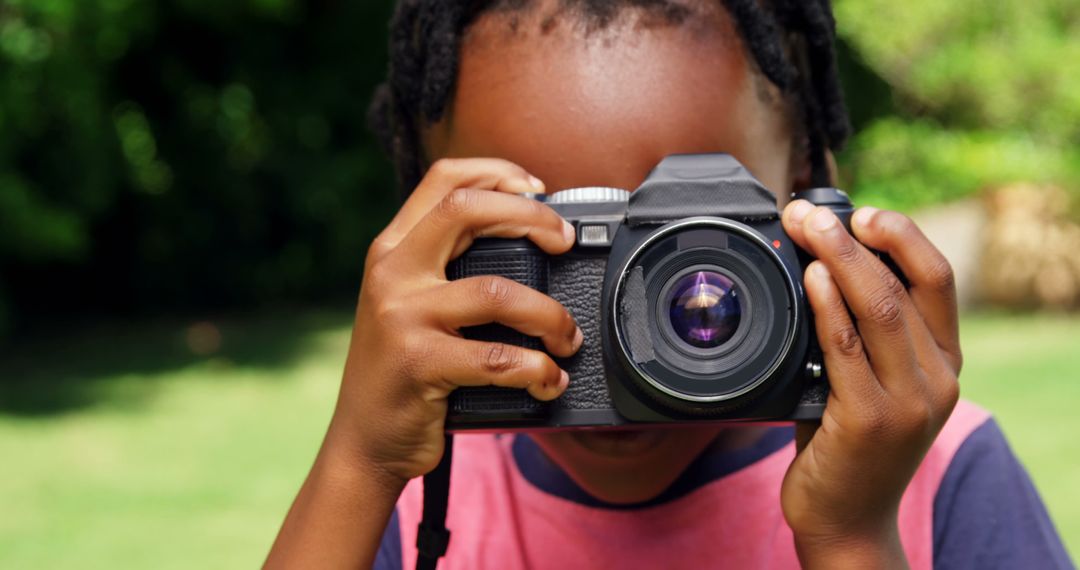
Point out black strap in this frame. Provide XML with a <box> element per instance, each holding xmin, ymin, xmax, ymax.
<box><xmin>627</xmin><ymin>153</ymin><xmax>779</xmax><ymax>225</ymax></box>
<box><xmin>416</xmin><ymin>433</ymin><xmax>453</xmax><ymax>570</ymax></box>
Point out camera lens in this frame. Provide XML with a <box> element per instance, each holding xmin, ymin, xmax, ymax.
<box><xmin>666</xmin><ymin>270</ymin><xmax>741</xmax><ymax>348</ymax></box>
<box><xmin>613</xmin><ymin>221</ymin><xmax>801</xmax><ymax>410</ymax></box>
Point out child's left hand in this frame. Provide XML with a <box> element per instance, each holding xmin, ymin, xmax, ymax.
<box><xmin>779</xmin><ymin>200</ymin><xmax>962</xmax><ymax>568</ymax></box>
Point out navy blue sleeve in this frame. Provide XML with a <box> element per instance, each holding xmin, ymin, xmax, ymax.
<box><xmin>373</xmin><ymin>507</ymin><xmax>403</xmax><ymax>570</ymax></box>
<box><xmin>933</xmin><ymin>418</ymin><xmax>1074</xmax><ymax>569</ymax></box>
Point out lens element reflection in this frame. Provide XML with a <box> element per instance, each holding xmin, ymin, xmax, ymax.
<box><xmin>667</xmin><ymin>271</ymin><xmax>741</xmax><ymax>348</ymax></box>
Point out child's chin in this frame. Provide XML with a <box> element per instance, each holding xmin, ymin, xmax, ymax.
<box><xmin>567</xmin><ymin>428</ymin><xmax>670</xmax><ymax>458</ymax></box>
<box><xmin>530</xmin><ymin>427</ymin><xmax>728</xmax><ymax>505</ymax></box>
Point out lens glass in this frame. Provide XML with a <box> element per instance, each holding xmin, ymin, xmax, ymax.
<box><xmin>666</xmin><ymin>270</ymin><xmax>741</xmax><ymax>349</ymax></box>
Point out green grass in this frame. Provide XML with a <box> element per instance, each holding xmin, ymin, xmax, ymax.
<box><xmin>0</xmin><ymin>311</ymin><xmax>352</xmax><ymax>569</ymax></box>
<box><xmin>0</xmin><ymin>311</ymin><xmax>1077</xmax><ymax>567</ymax></box>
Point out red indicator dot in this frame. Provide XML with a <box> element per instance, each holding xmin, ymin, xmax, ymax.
<box><xmin>772</xmin><ymin>239</ymin><xmax>782</xmax><ymax>249</ymax></box>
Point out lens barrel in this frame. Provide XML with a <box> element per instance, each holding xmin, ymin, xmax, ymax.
<box><xmin>612</xmin><ymin>218</ymin><xmax>799</xmax><ymax>410</ymax></box>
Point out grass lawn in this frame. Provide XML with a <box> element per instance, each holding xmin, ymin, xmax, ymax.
<box><xmin>0</xmin><ymin>311</ymin><xmax>1077</xmax><ymax>567</ymax></box>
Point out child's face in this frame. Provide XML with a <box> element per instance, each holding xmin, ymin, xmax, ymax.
<box><xmin>425</xmin><ymin>1</ymin><xmax>800</xmax><ymax>503</ymax></box>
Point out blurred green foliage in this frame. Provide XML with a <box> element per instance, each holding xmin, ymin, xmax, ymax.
<box><xmin>2</xmin><ymin>0</ymin><xmax>1078</xmax><ymax>333</ymax></box>
<box><xmin>0</xmin><ymin>0</ymin><xmax>397</xmax><ymax>333</ymax></box>
<box><xmin>835</xmin><ymin>0</ymin><xmax>1080</xmax><ymax>211</ymax></box>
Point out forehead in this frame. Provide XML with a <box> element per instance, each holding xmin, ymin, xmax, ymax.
<box><xmin>423</xmin><ymin>3</ymin><xmax>794</xmax><ymax>193</ymax></box>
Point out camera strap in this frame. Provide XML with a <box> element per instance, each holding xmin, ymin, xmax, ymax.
<box><xmin>416</xmin><ymin>433</ymin><xmax>453</xmax><ymax>570</ymax></box>
<box><xmin>626</xmin><ymin>153</ymin><xmax>779</xmax><ymax>225</ymax></box>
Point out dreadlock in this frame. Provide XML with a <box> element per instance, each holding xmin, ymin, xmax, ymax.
<box><xmin>368</xmin><ymin>0</ymin><xmax>851</xmax><ymax>195</ymax></box>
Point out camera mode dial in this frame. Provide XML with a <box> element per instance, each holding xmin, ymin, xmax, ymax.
<box><xmin>546</xmin><ymin>187</ymin><xmax>631</xmax><ymax>205</ymax></box>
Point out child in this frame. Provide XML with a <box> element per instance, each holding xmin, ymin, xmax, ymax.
<box><xmin>266</xmin><ymin>1</ymin><xmax>1073</xmax><ymax>568</ymax></box>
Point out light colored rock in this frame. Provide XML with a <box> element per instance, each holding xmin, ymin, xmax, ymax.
<box><xmin>910</xmin><ymin>185</ymin><xmax>1080</xmax><ymax>311</ymax></box>
<box><xmin>977</xmin><ymin>184</ymin><xmax>1080</xmax><ymax>310</ymax></box>
<box><xmin>911</xmin><ymin>199</ymin><xmax>986</xmax><ymax>309</ymax></box>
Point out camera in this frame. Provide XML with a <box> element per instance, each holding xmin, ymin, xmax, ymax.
<box><xmin>446</xmin><ymin>153</ymin><xmax>866</xmax><ymax>430</ymax></box>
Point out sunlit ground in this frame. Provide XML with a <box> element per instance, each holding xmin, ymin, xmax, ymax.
<box><xmin>0</xmin><ymin>311</ymin><xmax>1077</xmax><ymax>567</ymax></box>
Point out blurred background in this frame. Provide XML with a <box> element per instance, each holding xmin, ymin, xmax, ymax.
<box><xmin>0</xmin><ymin>0</ymin><xmax>1077</xmax><ymax>566</ymax></box>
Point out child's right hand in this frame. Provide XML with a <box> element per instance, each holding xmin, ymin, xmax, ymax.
<box><xmin>323</xmin><ymin>158</ymin><xmax>583</xmax><ymax>483</ymax></box>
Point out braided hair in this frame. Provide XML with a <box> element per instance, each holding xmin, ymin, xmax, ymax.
<box><xmin>368</xmin><ymin>0</ymin><xmax>851</xmax><ymax>195</ymax></box>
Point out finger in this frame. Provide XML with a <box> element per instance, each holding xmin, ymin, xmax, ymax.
<box><xmin>432</xmin><ymin>338</ymin><xmax>569</xmax><ymax>401</ymax></box>
<box><xmin>427</xmin><ymin>276</ymin><xmax>583</xmax><ymax>358</ymax></box>
<box><xmin>790</xmin><ymin>203</ymin><xmax>949</xmax><ymax>380</ymax></box>
<box><xmin>399</xmin><ymin>188</ymin><xmax>574</xmax><ymax>272</ymax></box>
<box><xmin>781</xmin><ymin>199</ymin><xmax>815</xmax><ymax>250</ymax></box>
<box><xmin>381</xmin><ymin>158</ymin><xmax>545</xmax><ymax>247</ymax></box>
<box><xmin>804</xmin><ymin>261</ymin><xmax>883</xmax><ymax>405</ymax></box>
<box><xmin>850</xmin><ymin>207</ymin><xmax>962</xmax><ymax>374</ymax></box>
<box><xmin>801</xmin><ymin>207</ymin><xmax>922</xmax><ymax>392</ymax></box>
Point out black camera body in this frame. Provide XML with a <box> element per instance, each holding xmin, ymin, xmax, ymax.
<box><xmin>446</xmin><ymin>154</ymin><xmax>859</xmax><ymax>431</ymax></box>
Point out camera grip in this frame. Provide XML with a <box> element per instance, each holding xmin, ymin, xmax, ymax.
<box><xmin>446</xmin><ymin>240</ymin><xmax>615</xmax><ymax>423</ymax></box>
<box><xmin>446</xmin><ymin>239</ymin><xmax>550</xmax><ymax>418</ymax></box>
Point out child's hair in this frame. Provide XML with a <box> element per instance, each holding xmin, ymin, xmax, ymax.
<box><xmin>369</xmin><ymin>0</ymin><xmax>850</xmax><ymax>194</ymax></box>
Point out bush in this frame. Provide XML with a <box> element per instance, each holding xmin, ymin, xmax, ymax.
<box><xmin>835</xmin><ymin>0</ymin><xmax>1080</xmax><ymax>211</ymax></box>
<box><xmin>0</xmin><ymin>0</ymin><xmax>397</xmax><ymax>331</ymax></box>
<box><xmin>5</xmin><ymin>0</ymin><xmax>1078</xmax><ymax>333</ymax></box>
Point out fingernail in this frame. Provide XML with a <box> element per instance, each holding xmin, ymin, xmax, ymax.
<box><xmin>528</xmin><ymin>175</ymin><xmax>545</xmax><ymax>192</ymax></box>
<box><xmin>811</xmin><ymin>262</ymin><xmax>831</xmax><ymax>280</ymax></box>
<box><xmin>788</xmin><ymin>200</ymin><xmax>814</xmax><ymax>225</ymax></box>
<box><xmin>572</xmin><ymin>326</ymin><xmax>584</xmax><ymax>351</ymax></box>
<box><xmin>558</xmin><ymin>369</ymin><xmax>570</xmax><ymax>390</ymax></box>
<box><xmin>562</xmin><ymin>220</ymin><xmax>576</xmax><ymax>243</ymax></box>
<box><xmin>811</xmin><ymin>208</ymin><xmax>838</xmax><ymax>232</ymax></box>
<box><xmin>852</xmin><ymin>206</ymin><xmax>878</xmax><ymax>229</ymax></box>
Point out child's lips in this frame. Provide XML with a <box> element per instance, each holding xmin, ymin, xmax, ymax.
<box><xmin>568</xmin><ymin>428</ymin><xmax>668</xmax><ymax>457</ymax></box>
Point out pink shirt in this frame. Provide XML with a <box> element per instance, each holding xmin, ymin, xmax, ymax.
<box><xmin>379</xmin><ymin>400</ymin><xmax>1071</xmax><ymax>569</ymax></box>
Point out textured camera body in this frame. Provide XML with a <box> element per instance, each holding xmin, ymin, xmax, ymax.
<box><xmin>445</xmin><ymin>154</ymin><xmax>844</xmax><ymax>431</ymax></box>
